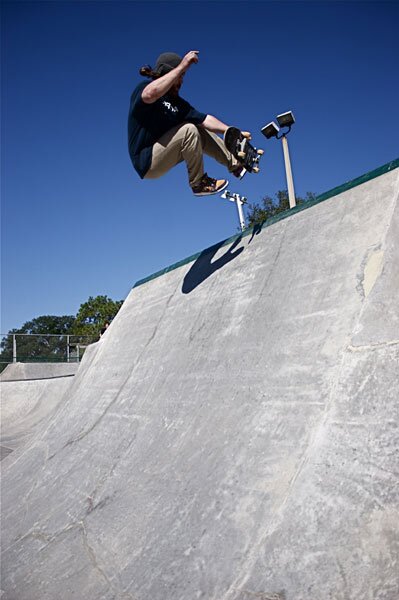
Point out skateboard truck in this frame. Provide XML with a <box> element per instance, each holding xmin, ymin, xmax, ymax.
<box><xmin>221</xmin><ymin>190</ymin><xmax>247</xmax><ymax>232</ymax></box>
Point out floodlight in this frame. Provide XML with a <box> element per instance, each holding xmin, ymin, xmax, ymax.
<box><xmin>262</xmin><ymin>111</ymin><xmax>297</xmax><ymax>209</ymax></box>
<box><xmin>261</xmin><ymin>121</ymin><xmax>280</xmax><ymax>139</ymax></box>
<box><xmin>221</xmin><ymin>190</ymin><xmax>247</xmax><ymax>231</ymax></box>
<box><xmin>276</xmin><ymin>111</ymin><xmax>295</xmax><ymax>129</ymax></box>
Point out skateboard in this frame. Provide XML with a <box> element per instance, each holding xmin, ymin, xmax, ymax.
<box><xmin>224</xmin><ymin>127</ymin><xmax>264</xmax><ymax>178</ymax></box>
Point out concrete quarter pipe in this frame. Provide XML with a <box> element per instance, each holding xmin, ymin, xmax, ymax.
<box><xmin>1</xmin><ymin>363</ymin><xmax>79</xmax><ymax>460</ymax></box>
<box><xmin>1</xmin><ymin>161</ymin><xmax>398</xmax><ymax>599</ymax></box>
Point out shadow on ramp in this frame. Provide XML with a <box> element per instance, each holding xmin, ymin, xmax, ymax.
<box><xmin>182</xmin><ymin>236</ymin><xmax>244</xmax><ymax>294</ymax></box>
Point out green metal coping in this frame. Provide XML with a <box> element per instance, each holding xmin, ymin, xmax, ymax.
<box><xmin>133</xmin><ymin>158</ymin><xmax>399</xmax><ymax>289</ymax></box>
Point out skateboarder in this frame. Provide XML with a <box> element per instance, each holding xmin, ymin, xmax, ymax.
<box><xmin>127</xmin><ymin>50</ymin><xmax>244</xmax><ymax>196</ymax></box>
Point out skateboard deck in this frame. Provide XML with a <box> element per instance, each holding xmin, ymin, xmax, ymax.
<box><xmin>224</xmin><ymin>127</ymin><xmax>264</xmax><ymax>177</ymax></box>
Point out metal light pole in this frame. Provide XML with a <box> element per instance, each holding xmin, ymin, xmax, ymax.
<box><xmin>261</xmin><ymin>111</ymin><xmax>297</xmax><ymax>209</ymax></box>
<box><xmin>221</xmin><ymin>190</ymin><xmax>247</xmax><ymax>231</ymax></box>
<box><xmin>281</xmin><ymin>135</ymin><xmax>296</xmax><ymax>208</ymax></box>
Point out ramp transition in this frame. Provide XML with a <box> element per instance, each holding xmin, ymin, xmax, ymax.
<box><xmin>0</xmin><ymin>363</ymin><xmax>79</xmax><ymax>460</ymax></box>
<box><xmin>1</xmin><ymin>161</ymin><xmax>398</xmax><ymax>600</ymax></box>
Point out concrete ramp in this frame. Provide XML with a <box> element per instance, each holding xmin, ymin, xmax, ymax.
<box><xmin>1</xmin><ymin>162</ymin><xmax>398</xmax><ymax>600</ymax></box>
<box><xmin>0</xmin><ymin>361</ymin><xmax>79</xmax><ymax>382</ymax></box>
<box><xmin>1</xmin><ymin>363</ymin><xmax>79</xmax><ymax>460</ymax></box>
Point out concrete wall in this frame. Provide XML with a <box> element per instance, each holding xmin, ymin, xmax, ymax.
<box><xmin>1</xmin><ymin>363</ymin><xmax>79</xmax><ymax>460</ymax></box>
<box><xmin>1</xmin><ymin>362</ymin><xmax>80</xmax><ymax>382</ymax></box>
<box><xmin>1</xmin><ymin>165</ymin><xmax>398</xmax><ymax>600</ymax></box>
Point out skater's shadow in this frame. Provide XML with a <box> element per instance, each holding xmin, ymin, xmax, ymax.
<box><xmin>248</xmin><ymin>221</ymin><xmax>264</xmax><ymax>243</ymax></box>
<box><xmin>182</xmin><ymin>236</ymin><xmax>244</xmax><ymax>294</ymax></box>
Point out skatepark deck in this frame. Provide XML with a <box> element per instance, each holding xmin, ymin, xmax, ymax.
<box><xmin>1</xmin><ymin>160</ymin><xmax>398</xmax><ymax>600</ymax></box>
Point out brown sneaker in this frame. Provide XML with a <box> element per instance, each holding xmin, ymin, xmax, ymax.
<box><xmin>192</xmin><ymin>173</ymin><xmax>229</xmax><ymax>196</ymax></box>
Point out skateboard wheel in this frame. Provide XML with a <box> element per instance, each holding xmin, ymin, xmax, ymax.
<box><xmin>253</xmin><ymin>167</ymin><xmax>260</xmax><ymax>173</ymax></box>
<box><xmin>238</xmin><ymin>151</ymin><xmax>246</xmax><ymax>158</ymax></box>
<box><xmin>257</xmin><ymin>149</ymin><xmax>264</xmax><ymax>155</ymax></box>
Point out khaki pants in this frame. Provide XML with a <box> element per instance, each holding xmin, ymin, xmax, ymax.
<box><xmin>144</xmin><ymin>122</ymin><xmax>239</xmax><ymax>188</ymax></box>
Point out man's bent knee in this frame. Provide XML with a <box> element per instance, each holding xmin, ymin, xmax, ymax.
<box><xmin>180</xmin><ymin>122</ymin><xmax>201</xmax><ymax>140</ymax></box>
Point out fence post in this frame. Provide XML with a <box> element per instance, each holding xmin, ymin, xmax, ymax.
<box><xmin>13</xmin><ymin>334</ymin><xmax>17</xmax><ymax>363</ymax></box>
<box><xmin>66</xmin><ymin>335</ymin><xmax>70</xmax><ymax>363</ymax></box>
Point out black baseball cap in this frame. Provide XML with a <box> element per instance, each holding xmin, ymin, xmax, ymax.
<box><xmin>155</xmin><ymin>52</ymin><xmax>182</xmax><ymax>76</ymax></box>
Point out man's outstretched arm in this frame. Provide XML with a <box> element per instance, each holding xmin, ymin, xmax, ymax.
<box><xmin>200</xmin><ymin>115</ymin><xmax>229</xmax><ymax>134</ymax></box>
<box><xmin>200</xmin><ymin>115</ymin><xmax>250</xmax><ymax>138</ymax></box>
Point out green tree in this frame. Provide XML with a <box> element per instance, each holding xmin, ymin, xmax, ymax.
<box><xmin>71</xmin><ymin>295</ymin><xmax>123</xmax><ymax>337</ymax></box>
<box><xmin>0</xmin><ymin>295</ymin><xmax>124</xmax><ymax>371</ymax></box>
<box><xmin>0</xmin><ymin>315</ymin><xmax>75</xmax><ymax>368</ymax></box>
<box><xmin>246</xmin><ymin>189</ymin><xmax>317</xmax><ymax>228</ymax></box>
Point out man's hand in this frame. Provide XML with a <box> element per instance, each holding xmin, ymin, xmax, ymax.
<box><xmin>181</xmin><ymin>50</ymin><xmax>199</xmax><ymax>71</ymax></box>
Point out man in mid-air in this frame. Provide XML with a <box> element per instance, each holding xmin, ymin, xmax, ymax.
<box><xmin>128</xmin><ymin>50</ymin><xmax>245</xmax><ymax>196</ymax></box>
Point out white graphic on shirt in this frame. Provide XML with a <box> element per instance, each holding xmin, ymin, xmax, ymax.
<box><xmin>162</xmin><ymin>101</ymin><xmax>179</xmax><ymax>114</ymax></box>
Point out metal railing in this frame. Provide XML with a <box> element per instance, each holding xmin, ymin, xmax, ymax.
<box><xmin>0</xmin><ymin>333</ymin><xmax>99</xmax><ymax>366</ymax></box>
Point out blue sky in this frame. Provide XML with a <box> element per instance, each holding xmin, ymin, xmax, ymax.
<box><xmin>1</xmin><ymin>0</ymin><xmax>398</xmax><ymax>334</ymax></box>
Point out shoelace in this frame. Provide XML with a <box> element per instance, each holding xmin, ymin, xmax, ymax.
<box><xmin>202</xmin><ymin>173</ymin><xmax>216</xmax><ymax>186</ymax></box>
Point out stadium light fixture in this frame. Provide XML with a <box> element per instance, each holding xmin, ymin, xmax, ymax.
<box><xmin>221</xmin><ymin>190</ymin><xmax>247</xmax><ymax>231</ymax></box>
<box><xmin>261</xmin><ymin>121</ymin><xmax>280</xmax><ymax>139</ymax></box>
<box><xmin>261</xmin><ymin>110</ymin><xmax>297</xmax><ymax>208</ymax></box>
<box><xmin>276</xmin><ymin>111</ymin><xmax>295</xmax><ymax>129</ymax></box>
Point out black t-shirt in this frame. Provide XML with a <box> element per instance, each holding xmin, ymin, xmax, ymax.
<box><xmin>127</xmin><ymin>81</ymin><xmax>207</xmax><ymax>178</ymax></box>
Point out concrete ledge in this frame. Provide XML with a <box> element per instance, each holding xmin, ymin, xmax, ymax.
<box><xmin>0</xmin><ymin>362</ymin><xmax>80</xmax><ymax>382</ymax></box>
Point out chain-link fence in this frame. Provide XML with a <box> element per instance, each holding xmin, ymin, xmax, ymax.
<box><xmin>0</xmin><ymin>333</ymin><xmax>99</xmax><ymax>371</ymax></box>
